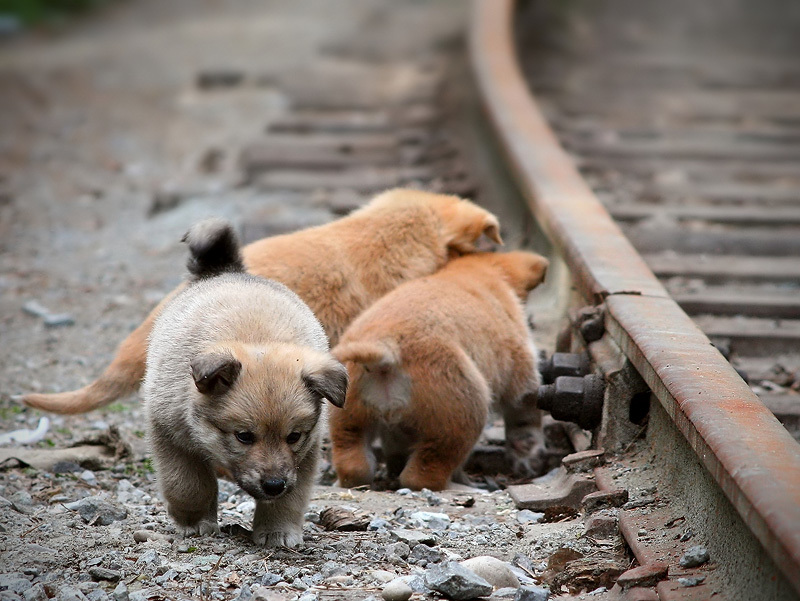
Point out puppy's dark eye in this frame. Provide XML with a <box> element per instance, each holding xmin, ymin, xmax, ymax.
<box><xmin>286</xmin><ymin>432</ymin><xmax>302</xmax><ymax>445</ymax></box>
<box><xmin>235</xmin><ymin>431</ymin><xmax>256</xmax><ymax>445</ymax></box>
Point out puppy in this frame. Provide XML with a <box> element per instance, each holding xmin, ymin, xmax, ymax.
<box><xmin>24</xmin><ymin>188</ymin><xmax>502</xmax><ymax>415</ymax></box>
<box><xmin>143</xmin><ymin>218</ymin><xmax>348</xmax><ymax>547</ymax></box>
<box><xmin>329</xmin><ymin>251</ymin><xmax>549</xmax><ymax>491</ymax></box>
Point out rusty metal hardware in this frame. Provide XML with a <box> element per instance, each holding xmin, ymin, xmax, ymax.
<box><xmin>539</xmin><ymin>352</ymin><xmax>591</xmax><ymax>384</ymax></box>
<box><xmin>576</xmin><ymin>308</ymin><xmax>605</xmax><ymax>343</ymax></box>
<box><xmin>537</xmin><ymin>374</ymin><xmax>605</xmax><ymax>430</ymax></box>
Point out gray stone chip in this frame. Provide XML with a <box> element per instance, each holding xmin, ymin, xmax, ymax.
<box><xmin>424</xmin><ymin>562</ymin><xmax>493</xmax><ymax>600</ymax></box>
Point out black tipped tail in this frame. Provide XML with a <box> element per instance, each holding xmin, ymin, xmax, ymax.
<box><xmin>182</xmin><ymin>218</ymin><xmax>245</xmax><ymax>279</ymax></box>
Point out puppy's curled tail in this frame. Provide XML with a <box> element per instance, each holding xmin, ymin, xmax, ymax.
<box><xmin>332</xmin><ymin>340</ymin><xmax>410</xmax><ymax>416</ymax></box>
<box><xmin>182</xmin><ymin>218</ymin><xmax>245</xmax><ymax>280</ymax></box>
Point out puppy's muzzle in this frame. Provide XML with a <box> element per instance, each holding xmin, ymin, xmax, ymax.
<box><xmin>261</xmin><ymin>477</ymin><xmax>287</xmax><ymax>498</ymax></box>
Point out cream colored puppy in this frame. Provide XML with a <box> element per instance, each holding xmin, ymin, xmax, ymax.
<box><xmin>144</xmin><ymin>219</ymin><xmax>347</xmax><ymax>547</ymax></box>
<box><xmin>25</xmin><ymin>189</ymin><xmax>501</xmax><ymax>415</ymax></box>
<box><xmin>330</xmin><ymin>251</ymin><xmax>549</xmax><ymax>491</ymax></box>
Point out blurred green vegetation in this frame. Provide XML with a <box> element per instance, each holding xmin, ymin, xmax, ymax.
<box><xmin>0</xmin><ymin>0</ymin><xmax>114</xmax><ymax>26</ymax></box>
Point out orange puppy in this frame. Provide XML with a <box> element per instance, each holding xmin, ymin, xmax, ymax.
<box><xmin>24</xmin><ymin>189</ymin><xmax>501</xmax><ymax>415</ymax></box>
<box><xmin>330</xmin><ymin>251</ymin><xmax>549</xmax><ymax>491</ymax></box>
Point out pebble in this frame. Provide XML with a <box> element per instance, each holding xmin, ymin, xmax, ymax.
<box><xmin>420</xmin><ymin>489</ymin><xmax>443</xmax><ymax>506</ymax></box>
<box><xmin>80</xmin><ymin>471</ymin><xmax>98</xmax><ymax>486</ymax></box>
<box><xmin>515</xmin><ymin>510</ymin><xmax>543</xmax><ymax>524</ymax></box>
<box><xmin>410</xmin><ymin>511</ymin><xmax>451</xmax><ymax>531</ymax></box>
<box><xmin>236</xmin><ymin>584</ymin><xmax>253</xmax><ymax>601</ymax></box>
<box><xmin>679</xmin><ymin>546</ymin><xmax>710</xmax><ymax>568</ymax></box>
<box><xmin>22</xmin><ymin>300</ymin><xmax>75</xmax><ymax>327</ymax></box>
<box><xmin>400</xmin><ymin>574</ymin><xmax>429</xmax><ymax>594</ymax></box>
<box><xmin>409</xmin><ymin>543</ymin><xmax>444</xmax><ymax>566</ymax></box>
<box><xmin>678</xmin><ymin>576</ymin><xmax>706</xmax><ymax>587</ymax></box>
<box><xmin>257</xmin><ymin>573</ymin><xmax>280</xmax><ymax>587</ymax></box>
<box><xmin>112</xmin><ymin>581</ymin><xmax>128</xmax><ymax>601</ymax></box>
<box><xmin>386</xmin><ymin>542</ymin><xmax>411</xmax><ymax>560</ymax></box>
<box><xmin>87</xmin><ymin>568</ymin><xmax>120</xmax><ymax>582</ymax></box>
<box><xmin>56</xmin><ymin>586</ymin><xmax>87</xmax><ymax>601</ymax></box>
<box><xmin>514</xmin><ymin>585</ymin><xmax>550</xmax><ymax>601</ymax></box>
<box><xmin>490</xmin><ymin>587</ymin><xmax>517</xmax><ymax>599</ymax></box>
<box><xmin>64</xmin><ymin>497</ymin><xmax>127</xmax><ymax>526</ymax></box>
<box><xmin>461</xmin><ymin>556</ymin><xmax>520</xmax><ymax>590</ymax></box>
<box><xmin>128</xmin><ymin>588</ymin><xmax>160</xmax><ymax>601</ymax></box>
<box><xmin>135</xmin><ymin>550</ymin><xmax>162</xmax><ymax>568</ymax></box>
<box><xmin>382</xmin><ymin>578</ymin><xmax>413</xmax><ymax>601</ymax></box>
<box><xmin>23</xmin><ymin>584</ymin><xmax>48</xmax><ymax>601</ymax></box>
<box><xmin>0</xmin><ymin>574</ymin><xmax>32</xmax><ymax>595</ymax></box>
<box><xmin>9</xmin><ymin>491</ymin><xmax>33</xmax><ymax>507</ymax></box>
<box><xmin>369</xmin><ymin>518</ymin><xmax>391</xmax><ymax>531</ymax></box>
<box><xmin>116</xmin><ymin>481</ymin><xmax>151</xmax><ymax>505</ymax></box>
<box><xmin>371</xmin><ymin>570</ymin><xmax>397</xmax><ymax>584</ymax></box>
<box><xmin>390</xmin><ymin>529</ymin><xmax>436</xmax><ymax>547</ymax></box>
<box><xmin>252</xmin><ymin>587</ymin><xmax>285</xmax><ymax>601</ymax></box>
<box><xmin>424</xmin><ymin>561</ymin><xmax>493</xmax><ymax>600</ymax></box>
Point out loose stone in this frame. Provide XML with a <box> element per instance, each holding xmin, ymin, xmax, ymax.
<box><xmin>515</xmin><ymin>510</ymin><xmax>543</xmax><ymax>524</ymax></box>
<box><xmin>88</xmin><ymin>567</ymin><xmax>121</xmax><ymax>582</ymax></box>
<box><xmin>461</xmin><ymin>556</ymin><xmax>520</xmax><ymax>590</ymax></box>
<box><xmin>381</xmin><ymin>578</ymin><xmax>413</xmax><ymax>601</ymax></box>
<box><xmin>514</xmin><ymin>584</ymin><xmax>550</xmax><ymax>601</ymax></box>
<box><xmin>679</xmin><ymin>546</ymin><xmax>710</xmax><ymax>568</ymax></box>
<box><xmin>678</xmin><ymin>576</ymin><xmax>706</xmax><ymax>587</ymax></box>
<box><xmin>424</xmin><ymin>561</ymin><xmax>493</xmax><ymax>600</ymax></box>
<box><xmin>64</xmin><ymin>497</ymin><xmax>127</xmax><ymax>526</ymax></box>
<box><xmin>111</xmin><ymin>583</ymin><xmax>128</xmax><ymax>601</ymax></box>
<box><xmin>390</xmin><ymin>529</ymin><xmax>436</xmax><ymax>547</ymax></box>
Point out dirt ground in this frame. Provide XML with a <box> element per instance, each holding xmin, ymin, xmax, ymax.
<box><xmin>0</xmin><ymin>2</ymin><xmax>611</xmax><ymax>600</ymax></box>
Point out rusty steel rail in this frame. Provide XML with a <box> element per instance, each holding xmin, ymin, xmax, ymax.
<box><xmin>470</xmin><ymin>0</ymin><xmax>800</xmax><ymax>595</ymax></box>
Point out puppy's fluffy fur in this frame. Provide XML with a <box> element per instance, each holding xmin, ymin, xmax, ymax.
<box><xmin>24</xmin><ymin>189</ymin><xmax>501</xmax><ymax>415</ymax></box>
<box><xmin>144</xmin><ymin>218</ymin><xmax>347</xmax><ymax>547</ymax></box>
<box><xmin>330</xmin><ymin>251</ymin><xmax>549</xmax><ymax>491</ymax></box>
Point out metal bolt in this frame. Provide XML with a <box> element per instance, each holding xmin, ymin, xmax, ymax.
<box><xmin>539</xmin><ymin>352</ymin><xmax>591</xmax><ymax>384</ymax></box>
<box><xmin>537</xmin><ymin>374</ymin><xmax>605</xmax><ymax>430</ymax></box>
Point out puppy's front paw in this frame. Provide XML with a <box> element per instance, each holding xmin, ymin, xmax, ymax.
<box><xmin>175</xmin><ymin>519</ymin><xmax>219</xmax><ymax>537</ymax></box>
<box><xmin>252</xmin><ymin>526</ymin><xmax>303</xmax><ymax>548</ymax></box>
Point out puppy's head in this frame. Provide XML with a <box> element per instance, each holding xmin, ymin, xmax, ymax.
<box><xmin>488</xmin><ymin>251</ymin><xmax>549</xmax><ymax>299</ymax></box>
<box><xmin>189</xmin><ymin>343</ymin><xmax>347</xmax><ymax>502</ymax></box>
<box><xmin>367</xmin><ymin>188</ymin><xmax>503</xmax><ymax>255</ymax></box>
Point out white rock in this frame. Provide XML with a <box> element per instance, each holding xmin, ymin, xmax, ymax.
<box><xmin>382</xmin><ymin>578</ymin><xmax>413</xmax><ymax>601</ymax></box>
<box><xmin>371</xmin><ymin>570</ymin><xmax>397</xmax><ymax>584</ymax></box>
<box><xmin>461</xmin><ymin>556</ymin><xmax>520</xmax><ymax>590</ymax></box>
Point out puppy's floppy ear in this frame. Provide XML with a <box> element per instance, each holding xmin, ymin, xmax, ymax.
<box><xmin>302</xmin><ymin>356</ymin><xmax>349</xmax><ymax>408</ymax></box>
<box><xmin>441</xmin><ymin>199</ymin><xmax>504</xmax><ymax>254</ymax></box>
<box><xmin>191</xmin><ymin>351</ymin><xmax>242</xmax><ymax>396</ymax></box>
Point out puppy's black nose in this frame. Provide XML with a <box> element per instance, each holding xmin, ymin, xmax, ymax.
<box><xmin>261</xmin><ymin>477</ymin><xmax>286</xmax><ymax>497</ymax></box>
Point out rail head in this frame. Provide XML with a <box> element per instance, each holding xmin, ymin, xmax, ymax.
<box><xmin>469</xmin><ymin>0</ymin><xmax>800</xmax><ymax>595</ymax></box>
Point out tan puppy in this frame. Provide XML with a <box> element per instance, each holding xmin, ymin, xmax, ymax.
<box><xmin>144</xmin><ymin>218</ymin><xmax>347</xmax><ymax>547</ymax></box>
<box><xmin>24</xmin><ymin>189</ymin><xmax>501</xmax><ymax>415</ymax></box>
<box><xmin>330</xmin><ymin>251</ymin><xmax>549</xmax><ymax>491</ymax></box>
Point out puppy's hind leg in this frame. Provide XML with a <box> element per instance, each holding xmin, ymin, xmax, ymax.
<box><xmin>399</xmin><ymin>349</ymin><xmax>489</xmax><ymax>491</ymax></box>
<box><xmin>154</xmin><ymin>441</ymin><xmax>219</xmax><ymax>536</ymax></box>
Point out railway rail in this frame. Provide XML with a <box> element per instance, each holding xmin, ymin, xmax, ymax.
<box><xmin>471</xmin><ymin>0</ymin><xmax>800</xmax><ymax>599</ymax></box>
